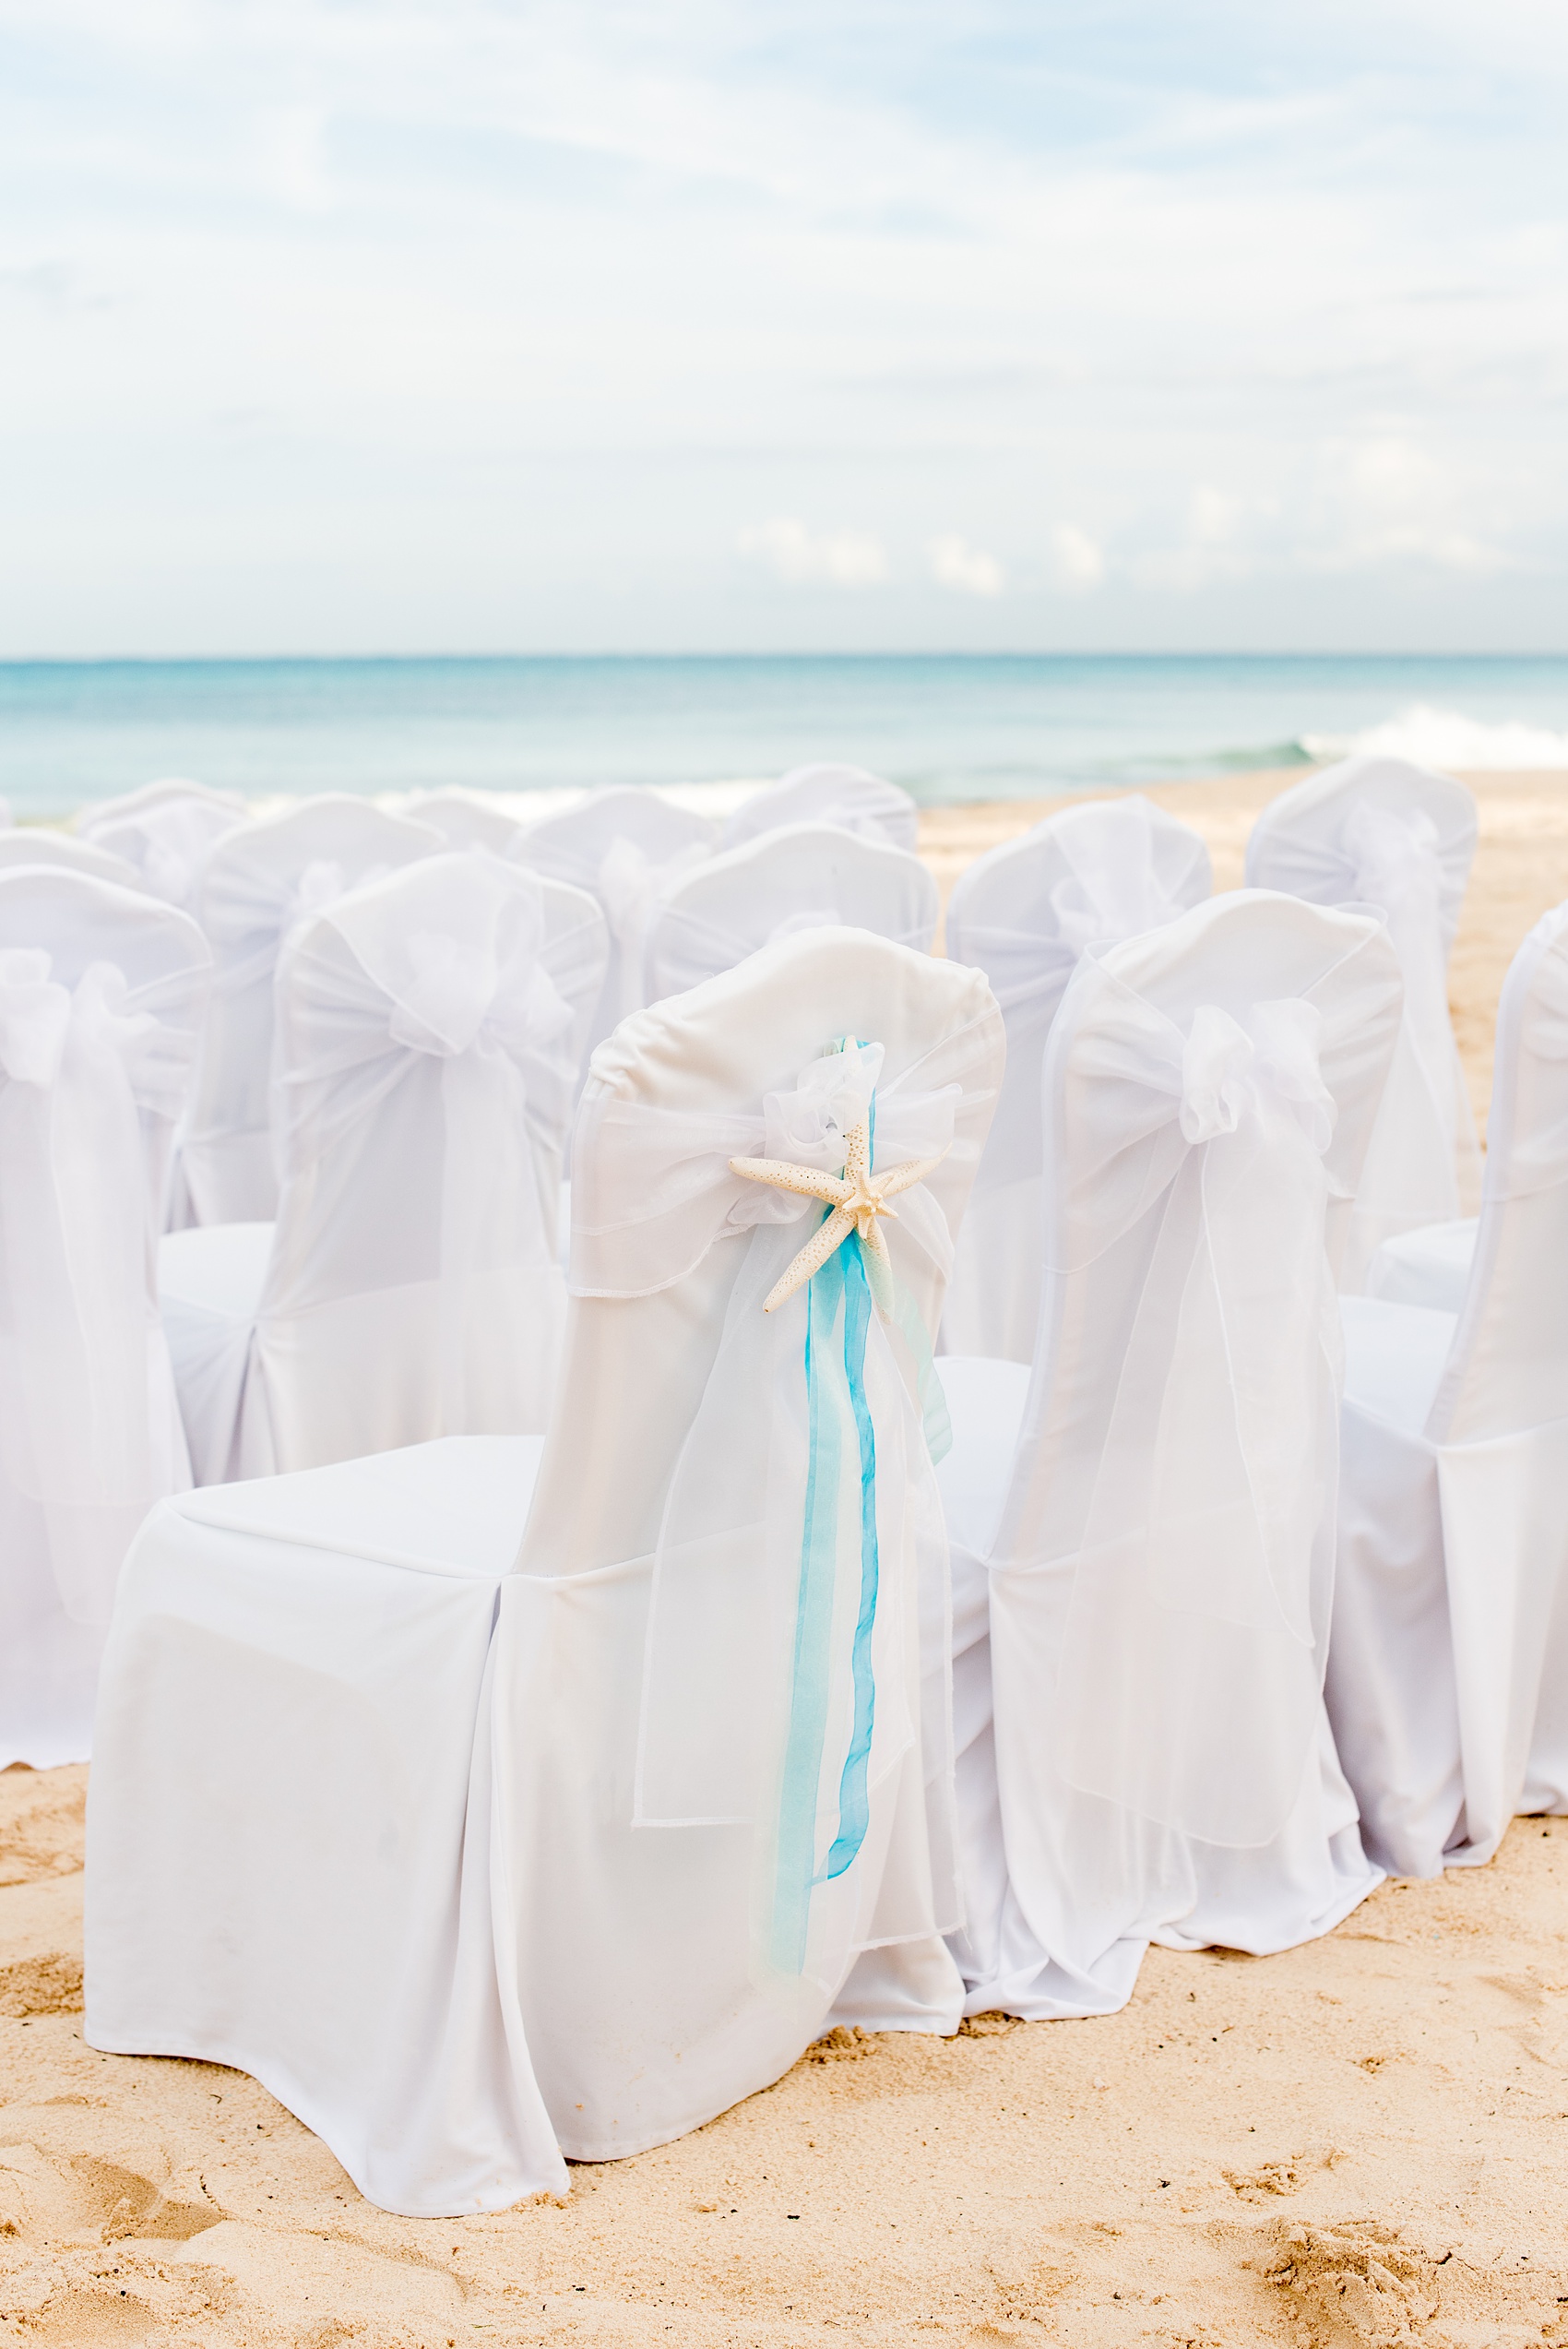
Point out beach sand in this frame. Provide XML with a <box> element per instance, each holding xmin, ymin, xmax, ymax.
<box><xmin>5</xmin><ymin>767</ymin><xmax>1568</xmax><ymax>2348</ymax></box>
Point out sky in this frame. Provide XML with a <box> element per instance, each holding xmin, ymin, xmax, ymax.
<box><xmin>2</xmin><ymin>0</ymin><xmax>1565</xmax><ymax>658</ymax></box>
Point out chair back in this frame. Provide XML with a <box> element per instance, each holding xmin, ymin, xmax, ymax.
<box><xmin>942</xmin><ymin>794</ymin><xmax>1210</xmax><ymax>1358</ymax></box>
<box><xmin>80</xmin><ymin>781</ymin><xmax>247</xmax><ymax>913</ymax></box>
<box><xmin>991</xmin><ymin>891</ymin><xmax>1402</xmax><ymax>1852</ymax></box>
<box><xmin>499</xmin><ymin>926</ymin><xmax>1002</xmax><ymax>2120</ymax></box>
<box><xmin>643</xmin><ymin>822</ymin><xmax>938</xmax><ymax>1005</ymax></box>
<box><xmin>406</xmin><ymin>789</ymin><xmax>527</xmax><ymax>853</ymax></box>
<box><xmin>0</xmin><ymin>870</ymin><xmax>210</xmax><ymax>1623</ymax></box>
<box><xmin>510</xmin><ymin>786</ymin><xmax>714</xmax><ymax>1052</ymax></box>
<box><xmin>721</xmin><ymin>762</ymin><xmax>919</xmax><ymax>854</ymax></box>
<box><xmin>0</xmin><ymin>832</ymin><xmax>141</xmax><ymax>889</ymax></box>
<box><xmin>1430</xmin><ymin>900</ymin><xmax>1568</xmax><ymax>1444</ymax></box>
<box><xmin>183</xmin><ymin>795</ymin><xmax>440</xmax><ymax>1222</ymax></box>
<box><xmin>1245</xmin><ymin>754</ymin><xmax>1478</xmax><ymax>1286</ymax></box>
<box><xmin>258</xmin><ymin>853</ymin><xmax>605</xmax><ymax>1465</ymax></box>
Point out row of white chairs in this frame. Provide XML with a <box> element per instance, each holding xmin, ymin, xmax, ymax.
<box><xmin>0</xmin><ymin>752</ymin><xmax>1480</xmax><ymax>1775</ymax></box>
<box><xmin>71</xmin><ymin>866</ymin><xmax>1567</xmax><ymax>2219</ymax></box>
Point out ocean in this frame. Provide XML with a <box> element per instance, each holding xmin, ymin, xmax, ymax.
<box><xmin>2</xmin><ymin>653</ymin><xmax>1567</xmax><ymax>822</ymax></box>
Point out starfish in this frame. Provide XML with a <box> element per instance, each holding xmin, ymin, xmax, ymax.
<box><xmin>731</xmin><ymin>1113</ymin><xmax>947</xmax><ymax>1314</ymax></box>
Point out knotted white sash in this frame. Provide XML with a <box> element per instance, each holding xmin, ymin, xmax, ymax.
<box><xmin>572</xmin><ymin>1031</ymin><xmax>969</xmax><ymax>1984</ymax></box>
<box><xmin>597</xmin><ymin>836</ymin><xmax>711</xmax><ymax>1017</ymax></box>
<box><xmin>1040</xmin><ymin>969</ymin><xmax>1345</xmax><ymax>1848</ymax></box>
<box><xmin>0</xmin><ymin>950</ymin><xmax>191</xmax><ymax>1619</ymax></box>
<box><xmin>277</xmin><ymin>871</ymin><xmax>585</xmax><ymax>1431</ymax></box>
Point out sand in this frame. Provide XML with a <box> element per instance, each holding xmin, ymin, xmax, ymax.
<box><xmin>5</xmin><ymin>766</ymin><xmax>1568</xmax><ymax>2348</ymax></box>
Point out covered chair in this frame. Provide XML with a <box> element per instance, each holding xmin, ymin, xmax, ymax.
<box><xmin>722</xmin><ymin>762</ymin><xmax>919</xmax><ymax>854</ymax></box>
<box><xmin>1326</xmin><ymin>900</ymin><xmax>1568</xmax><ymax>1878</ymax></box>
<box><xmin>180</xmin><ymin>796</ymin><xmax>440</xmax><ymax>1224</ymax></box>
<box><xmin>642</xmin><ymin>822</ymin><xmax>939</xmax><ymax>1006</ymax></box>
<box><xmin>86</xmin><ymin>926</ymin><xmax>1003</xmax><ymax>2215</ymax></box>
<box><xmin>79</xmin><ymin>780</ymin><xmax>248</xmax><ymax>914</ymax></box>
<box><xmin>937</xmin><ymin>891</ymin><xmax>1404</xmax><ymax>2018</ymax></box>
<box><xmin>159</xmin><ymin>853</ymin><xmax>606</xmax><ymax>1483</ymax></box>
<box><xmin>406</xmin><ymin>789</ymin><xmax>528</xmax><ymax>854</ymax></box>
<box><xmin>941</xmin><ymin>794</ymin><xmax>1211</xmax><ymax>1360</ymax></box>
<box><xmin>510</xmin><ymin>786</ymin><xmax>714</xmax><ymax>1058</ymax></box>
<box><xmin>0</xmin><ymin>870</ymin><xmax>211</xmax><ymax>1767</ymax></box>
<box><xmin>1245</xmin><ymin>755</ymin><xmax>1479</xmax><ymax>1290</ymax></box>
<box><xmin>0</xmin><ymin>831</ymin><xmax>142</xmax><ymax>889</ymax></box>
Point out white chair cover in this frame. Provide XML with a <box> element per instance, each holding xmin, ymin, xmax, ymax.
<box><xmin>1366</xmin><ymin>1218</ymin><xmax>1478</xmax><ymax>1313</ymax></box>
<box><xmin>641</xmin><ymin>823</ymin><xmax>939</xmax><ymax>1006</ymax></box>
<box><xmin>80</xmin><ymin>780</ymin><xmax>248</xmax><ymax>915</ymax></box>
<box><xmin>160</xmin><ymin>854</ymin><xmax>607</xmax><ymax>1482</ymax></box>
<box><xmin>941</xmin><ymin>795</ymin><xmax>1211</xmax><ymax>1360</ymax></box>
<box><xmin>181</xmin><ymin>796</ymin><xmax>441</xmax><ymax>1224</ymax></box>
<box><xmin>406</xmin><ymin>789</ymin><xmax>528</xmax><ymax>853</ymax></box>
<box><xmin>510</xmin><ymin>787</ymin><xmax>715</xmax><ymax>1055</ymax></box>
<box><xmin>0</xmin><ymin>871</ymin><xmax>210</xmax><ymax>1768</ymax></box>
<box><xmin>939</xmin><ymin>891</ymin><xmax>1404</xmax><ymax>2018</ymax></box>
<box><xmin>722</xmin><ymin>763</ymin><xmax>920</xmax><ymax>854</ymax></box>
<box><xmin>1245</xmin><ymin>755</ymin><xmax>1479</xmax><ymax>1290</ymax></box>
<box><xmin>1327</xmin><ymin>899</ymin><xmax>1568</xmax><ymax>1877</ymax></box>
<box><xmin>0</xmin><ymin>833</ymin><xmax>144</xmax><ymax>888</ymax></box>
<box><xmin>86</xmin><ymin>928</ymin><xmax>1004</xmax><ymax>2216</ymax></box>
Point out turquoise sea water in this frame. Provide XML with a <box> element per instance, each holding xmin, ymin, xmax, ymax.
<box><xmin>2</xmin><ymin>654</ymin><xmax>1567</xmax><ymax>820</ymax></box>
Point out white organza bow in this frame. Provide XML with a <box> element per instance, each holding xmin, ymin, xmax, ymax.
<box><xmin>0</xmin><ymin>951</ymin><xmax>191</xmax><ymax>1617</ymax></box>
<box><xmin>278</xmin><ymin>880</ymin><xmax>584</xmax><ymax>1429</ymax></box>
<box><xmin>597</xmin><ymin>836</ymin><xmax>711</xmax><ymax>1016</ymax></box>
<box><xmin>1041</xmin><ymin>972</ymin><xmax>1345</xmax><ymax>1848</ymax></box>
<box><xmin>573</xmin><ymin>1031</ymin><xmax>971</xmax><ymax>1983</ymax></box>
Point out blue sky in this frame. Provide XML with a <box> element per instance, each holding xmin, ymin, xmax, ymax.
<box><xmin>2</xmin><ymin>0</ymin><xmax>1564</xmax><ymax>656</ymax></box>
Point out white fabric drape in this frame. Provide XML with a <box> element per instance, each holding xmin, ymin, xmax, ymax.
<box><xmin>940</xmin><ymin>893</ymin><xmax>1405</xmax><ymax>2019</ymax></box>
<box><xmin>181</xmin><ymin>797</ymin><xmax>441</xmax><ymax>1224</ymax></box>
<box><xmin>406</xmin><ymin>790</ymin><xmax>527</xmax><ymax>853</ymax></box>
<box><xmin>721</xmin><ymin>764</ymin><xmax>920</xmax><ymax>854</ymax></box>
<box><xmin>0</xmin><ymin>873</ymin><xmax>210</xmax><ymax>1768</ymax></box>
<box><xmin>88</xmin><ymin>928</ymin><xmax>1003</xmax><ymax>2215</ymax></box>
<box><xmin>941</xmin><ymin>795</ymin><xmax>1211</xmax><ymax>1360</ymax></box>
<box><xmin>160</xmin><ymin>853</ymin><xmax>607</xmax><ymax>1482</ymax></box>
<box><xmin>81</xmin><ymin>781</ymin><xmax>247</xmax><ymax>914</ymax></box>
<box><xmin>509</xmin><ymin>786</ymin><xmax>716</xmax><ymax>1059</ymax></box>
<box><xmin>0</xmin><ymin>833</ymin><xmax>142</xmax><ymax>890</ymax></box>
<box><xmin>1327</xmin><ymin>899</ymin><xmax>1568</xmax><ymax>1876</ymax></box>
<box><xmin>641</xmin><ymin>825</ymin><xmax>939</xmax><ymax>1007</ymax></box>
<box><xmin>1245</xmin><ymin>754</ymin><xmax>1479</xmax><ymax>1290</ymax></box>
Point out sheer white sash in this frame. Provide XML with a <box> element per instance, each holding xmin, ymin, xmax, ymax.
<box><xmin>0</xmin><ymin>951</ymin><xmax>193</xmax><ymax>1620</ymax></box>
<box><xmin>1012</xmin><ymin>958</ymin><xmax>1350</xmax><ymax>1848</ymax></box>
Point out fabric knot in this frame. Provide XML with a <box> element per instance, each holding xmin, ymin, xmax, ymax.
<box><xmin>1180</xmin><ymin>1000</ymin><xmax>1336</xmax><ymax>1155</ymax></box>
<box><xmin>1342</xmin><ymin>801</ymin><xmax>1441</xmax><ymax>916</ymax></box>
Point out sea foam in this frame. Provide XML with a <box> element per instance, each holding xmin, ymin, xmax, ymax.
<box><xmin>1303</xmin><ymin>704</ymin><xmax>1568</xmax><ymax>771</ymax></box>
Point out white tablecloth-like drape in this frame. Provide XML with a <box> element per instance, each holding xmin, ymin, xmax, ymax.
<box><xmin>941</xmin><ymin>794</ymin><xmax>1211</xmax><ymax>1362</ymax></box>
<box><xmin>941</xmin><ymin>892</ymin><xmax>1404</xmax><ymax>2018</ymax></box>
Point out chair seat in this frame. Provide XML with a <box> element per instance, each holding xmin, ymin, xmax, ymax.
<box><xmin>1341</xmin><ymin>1295</ymin><xmax>1458</xmax><ymax>1437</ymax></box>
<box><xmin>935</xmin><ymin>1355</ymin><xmax>1031</xmax><ymax>1558</ymax></box>
<box><xmin>158</xmin><ymin>1222</ymin><xmax>275</xmax><ymax>1484</ymax></box>
<box><xmin>1366</xmin><ymin>1218</ymin><xmax>1478</xmax><ymax>1314</ymax></box>
<box><xmin>160</xmin><ymin>1218</ymin><xmax>274</xmax><ymax>1317</ymax></box>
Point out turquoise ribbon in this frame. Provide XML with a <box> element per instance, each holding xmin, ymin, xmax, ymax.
<box><xmin>771</xmin><ymin>1229</ymin><xmax>881</xmax><ymax>1974</ymax></box>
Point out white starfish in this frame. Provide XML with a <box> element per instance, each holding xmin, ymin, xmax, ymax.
<box><xmin>731</xmin><ymin>1113</ymin><xmax>946</xmax><ymax>1314</ymax></box>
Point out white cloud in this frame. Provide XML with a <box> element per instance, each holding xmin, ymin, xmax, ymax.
<box><xmin>928</xmin><ymin>534</ymin><xmax>1004</xmax><ymax>597</ymax></box>
<box><xmin>1050</xmin><ymin>524</ymin><xmax>1106</xmax><ymax>592</ymax></box>
<box><xmin>1310</xmin><ymin>436</ymin><xmax>1511</xmax><ymax>576</ymax></box>
<box><xmin>738</xmin><ymin>518</ymin><xmax>888</xmax><ymax>589</ymax></box>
